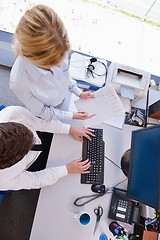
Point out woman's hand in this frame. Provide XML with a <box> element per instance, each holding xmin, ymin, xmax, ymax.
<box><xmin>69</xmin><ymin>126</ymin><xmax>95</xmax><ymax>142</ymax></box>
<box><xmin>73</xmin><ymin>111</ymin><xmax>96</xmax><ymax>120</ymax></box>
<box><xmin>67</xmin><ymin>158</ymin><xmax>91</xmax><ymax>174</ymax></box>
<box><xmin>79</xmin><ymin>91</ymin><xmax>95</xmax><ymax>99</ymax></box>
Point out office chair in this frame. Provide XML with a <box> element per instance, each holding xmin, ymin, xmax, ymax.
<box><xmin>0</xmin><ymin>105</ymin><xmax>12</xmax><ymax>202</ymax></box>
<box><xmin>0</xmin><ymin>191</ymin><xmax>12</xmax><ymax>202</ymax></box>
<box><xmin>0</xmin><ymin>105</ymin><xmax>5</xmax><ymax>111</ymax></box>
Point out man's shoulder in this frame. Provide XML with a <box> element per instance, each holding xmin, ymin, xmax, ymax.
<box><xmin>0</xmin><ymin>106</ymin><xmax>29</xmax><ymax>121</ymax></box>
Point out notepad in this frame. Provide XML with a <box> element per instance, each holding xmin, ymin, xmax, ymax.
<box><xmin>74</xmin><ymin>84</ymin><xmax>126</xmax><ymax>129</ymax></box>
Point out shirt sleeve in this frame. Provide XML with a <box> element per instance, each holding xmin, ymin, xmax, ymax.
<box><xmin>7</xmin><ymin>106</ymin><xmax>70</xmax><ymax>134</ymax></box>
<box><xmin>68</xmin><ymin>78</ymin><xmax>83</xmax><ymax>97</ymax></box>
<box><xmin>26</xmin><ymin>107</ymin><xmax>71</xmax><ymax>134</ymax></box>
<box><xmin>61</xmin><ymin>60</ymin><xmax>83</xmax><ymax>97</ymax></box>
<box><xmin>10</xmin><ymin>82</ymin><xmax>73</xmax><ymax>121</ymax></box>
<box><xmin>8</xmin><ymin>166</ymin><xmax>68</xmax><ymax>190</ymax></box>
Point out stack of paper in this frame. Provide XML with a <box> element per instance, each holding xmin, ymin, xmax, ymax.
<box><xmin>74</xmin><ymin>84</ymin><xmax>126</xmax><ymax>129</ymax></box>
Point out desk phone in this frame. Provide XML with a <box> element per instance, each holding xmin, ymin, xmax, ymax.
<box><xmin>108</xmin><ymin>188</ymin><xmax>141</xmax><ymax>224</ymax></box>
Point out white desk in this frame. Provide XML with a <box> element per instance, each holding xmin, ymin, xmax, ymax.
<box><xmin>30</xmin><ymin>89</ymin><xmax>160</xmax><ymax>240</ymax></box>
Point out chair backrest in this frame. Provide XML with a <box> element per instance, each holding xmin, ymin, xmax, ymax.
<box><xmin>0</xmin><ymin>105</ymin><xmax>5</xmax><ymax>111</ymax></box>
<box><xmin>0</xmin><ymin>190</ymin><xmax>12</xmax><ymax>201</ymax></box>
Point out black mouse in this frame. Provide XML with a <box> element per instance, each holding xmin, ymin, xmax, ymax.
<box><xmin>91</xmin><ymin>184</ymin><xmax>106</xmax><ymax>193</ymax></box>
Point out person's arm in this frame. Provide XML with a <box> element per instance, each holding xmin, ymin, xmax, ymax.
<box><xmin>67</xmin><ymin>71</ymin><xmax>94</xmax><ymax>99</ymax></box>
<box><xmin>8</xmin><ymin>105</ymin><xmax>70</xmax><ymax>134</ymax></box>
<box><xmin>27</xmin><ymin>107</ymin><xmax>95</xmax><ymax>141</ymax></box>
<box><xmin>10</xmin><ymin>82</ymin><xmax>73</xmax><ymax>121</ymax></box>
<box><xmin>7</xmin><ymin>106</ymin><xmax>95</xmax><ymax>141</ymax></box>
<box><xmin>68</xmin><ymin>78</ymin><xmax>83</xmax><ymax>96</ymax></box>
<box><xmin>11</xmin><ymin>165</ymin><xmax>68</xmax><ymax>190</ymax></box>
<box><xmin>7</xmin><ymin>159</ymin><xmax>90</xmax><ymax>190</ymax></box>
<box><xmin>61</xmin><ymin>60</ymin><xmax>83</xmax><ymax>97</ymax></box>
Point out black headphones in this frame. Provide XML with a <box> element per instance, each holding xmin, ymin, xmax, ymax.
<box><xmin>87</xmin><ymin>57</ymin><xmax>107</xmax><ymax>78</ymax></box>
<box><xmin>87</xmin><ymin>58</ymin><xmax>97</xmax><ymax>71</ymax></box>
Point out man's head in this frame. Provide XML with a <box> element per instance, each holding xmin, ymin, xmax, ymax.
<box><xmin>0</xmin><ymin>122</ymin><xmax>34</xmax><ymax>169</ymax></box>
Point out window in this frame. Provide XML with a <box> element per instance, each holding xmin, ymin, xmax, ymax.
<box><xmin>0</xmin><ymin>0</ymin><xmax>160</xmax><ymax>76</ymax></box>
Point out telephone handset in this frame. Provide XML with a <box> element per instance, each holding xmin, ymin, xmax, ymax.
<box><xmin>108</xmin><ymin>188</ymin><xmax>141</xmax><ymax>224</ymax></box>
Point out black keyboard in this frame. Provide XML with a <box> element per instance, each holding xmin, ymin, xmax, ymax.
<box><xmin>81</xmin><ymin>128</ymin><xmax>104</xmax><ymax>184</ymax></box>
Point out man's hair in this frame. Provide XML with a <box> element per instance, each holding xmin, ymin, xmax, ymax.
<box><xmin>0</xmin><ymin>122</ymin><xmax>34</xmax><ymax>169</ymax></box>
<box><xmin>14</xmin><ymin>4</ymin><xmax>71</xmax><ymax>67</ymax></box>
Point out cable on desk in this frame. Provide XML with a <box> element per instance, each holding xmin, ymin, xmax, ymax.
<box><xmin>73</xmin><ymin>178</ymin><xmax>127</xmax><ymax>207</ymax></box>
<box><xmin>104</xmin><ymin>156</ymin><xmax>122</xmax><ymax>170</ymax></box>
<box><xmin>113</xmin><ymin>178</ymin><xmax>128</xmax><ymax>188</ymax></box>
<box><xmin>74</xmin><ymin>192</ymin><xmax>105</xmax><ymax>207</ymax></box>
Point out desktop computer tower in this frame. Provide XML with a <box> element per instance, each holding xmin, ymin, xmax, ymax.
<box><xmin>148</xmin><ymin>100</ymin><xmax>160</xmax><ymax>120</ymax></box>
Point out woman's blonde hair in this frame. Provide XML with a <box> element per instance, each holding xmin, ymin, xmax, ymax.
<box><xmin>14</xmin><ymin>4</ymin><xmax>71</xmax><ymax>67</ymax></box>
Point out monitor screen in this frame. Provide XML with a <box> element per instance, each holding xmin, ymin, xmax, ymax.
<box><xmin>127</xmin><ymin>125</ymin><xmax>160</xmax><ymax>210</ymax></box>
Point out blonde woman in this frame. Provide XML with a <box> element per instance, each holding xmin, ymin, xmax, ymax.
<box><xmin>10</xmin><ymin>4</ymin><xmax>95</xmax><ymax>142</ymax></box>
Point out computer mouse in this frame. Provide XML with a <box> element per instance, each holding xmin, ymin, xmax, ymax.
<box><xmin>91</xmin><ymin>184</ymin><xmax>106</xmax><ymax>193</ymax></box>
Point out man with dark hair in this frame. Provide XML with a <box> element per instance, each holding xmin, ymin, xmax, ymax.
<box><xmin>0</xmin><ymin>106</ymin><xmax>90</xmax><ymax>190</ymax></box>
<box><xmin>0</xmin><ymin>122</ymin><xmax>34</xmax><ymax>169</ymax></box>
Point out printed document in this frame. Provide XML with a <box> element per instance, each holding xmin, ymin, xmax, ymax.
<box><xmin>74</xmin><ymin>84</ymin><xmax>126</xmax><ymax>129</ymax></box>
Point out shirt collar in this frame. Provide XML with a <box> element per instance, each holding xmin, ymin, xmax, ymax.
<box><xmin>0</xmin><ymin>154</ymin><xmax>28</xmax><ymax>179</ymax></box>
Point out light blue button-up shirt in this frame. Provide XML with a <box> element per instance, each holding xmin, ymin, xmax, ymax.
<box><xmin>10</xmin><ymin>56</ymin><xmax>82</xmax><ymax>121</ymax></box>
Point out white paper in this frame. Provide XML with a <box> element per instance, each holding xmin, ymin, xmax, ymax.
<box><xmin>69</xmin><ymin>52</ymin><xmax>107</xmax><ymax>87</ymax></box>
<box><xmin>74</xmin><ymin>84</ymin><xmax>126</xmax><ymax>129</ymax></box>
<box><xmin>120</xmin><ymin>86</ymin><xmax>134</xmax><ymax>100</ymax></box>
<box><xmin>119</xmin><ymin>96</ymin><xmax>131</xmax><ymax>113</ymax></box>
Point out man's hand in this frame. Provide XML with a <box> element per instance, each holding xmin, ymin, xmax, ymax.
<box><xmin>67</xmin><ymin>158</ymin><xmax>91</xmax><ymax>174</ymax></box>
<box><xmin>79</xmin><ymin>91</ymin><xmax>95</xmax><ymax>99</ymax></box>
<box><xmin>69</xmin><ymin>126</ymin><xmax>95</xmax><ymax>142</ymax></box>
<box><xmin>73</xmin><ymin>111</ymin><xmax>96</xmax><ymax>120</ymax></box>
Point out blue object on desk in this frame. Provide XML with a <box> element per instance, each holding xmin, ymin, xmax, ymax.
<box><xmin>99</xmin><ymin>233</ymin><xmax>108</xmax><ymax>240</ymax></box>
<box><xmin>0</xmin><ymin>105</ymin><xmax>5</xmax><ymax>111</ymax></box>
<box><xmin>75</xmin><ymin>79</ymin><xmax>103</xmax><ymax>91</ymax></box>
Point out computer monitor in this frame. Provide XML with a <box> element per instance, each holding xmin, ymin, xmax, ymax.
<box><xmin>127</xmin><ymin>125</ymin><xmax>160</xmax><ymax>210</ymax></box>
